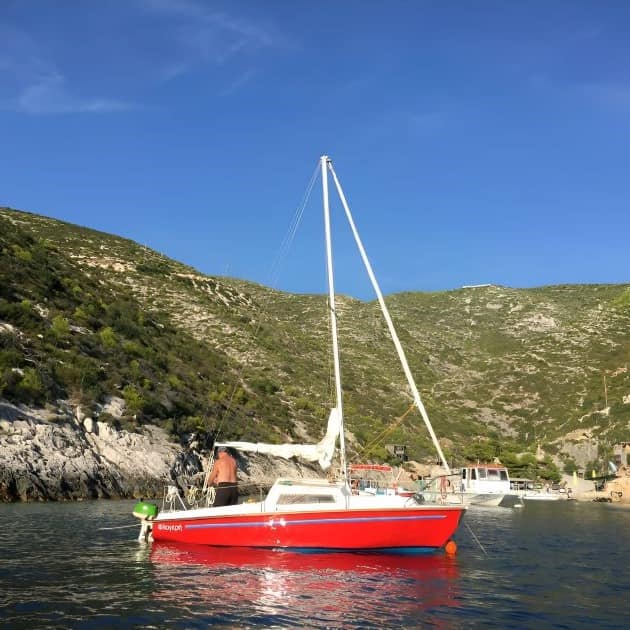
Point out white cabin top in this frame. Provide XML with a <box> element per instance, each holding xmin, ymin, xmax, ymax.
<box><xmin>458</xmin><ymin>464</ymin><xmax>511</xmax><ymax>494</ymax></box>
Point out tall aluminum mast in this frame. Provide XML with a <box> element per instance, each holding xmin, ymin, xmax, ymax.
<box><xmin>320</xmin><ymin>155</ymin><xmax>348</xmax><ymax>483</ymax></box>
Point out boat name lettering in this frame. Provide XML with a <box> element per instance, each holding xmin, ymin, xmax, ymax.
<box><xmin>158</xmin><ymin>523</ymin><xmax>183</xmax><ymax>532</ymax></box>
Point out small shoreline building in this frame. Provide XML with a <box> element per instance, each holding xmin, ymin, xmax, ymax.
<box><xmin>613</xmin><ymin>442</ymin><xmax>630</xmax><ymax>468</ymax></box>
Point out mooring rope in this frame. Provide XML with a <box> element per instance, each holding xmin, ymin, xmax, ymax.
<box><xmin>97</xmin><ymin>523</ymin><xmax>140</xmax><ymax>531</ymax></box>
<box><xmin>465</xmin><ymin>522</ymin><xmax>488</xmax><ymax>556</ymax></box>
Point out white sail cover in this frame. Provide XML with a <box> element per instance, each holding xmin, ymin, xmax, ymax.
<box><xmin>216</xmin><ymin>407</ymin><xmax>341</xmax><ymax>470</ymax></box>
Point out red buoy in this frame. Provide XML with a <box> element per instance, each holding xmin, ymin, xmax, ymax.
<box><xmin>445</xmin><ymin>539</ymin><xmax>457</xmax><ymax>555</ymax></box>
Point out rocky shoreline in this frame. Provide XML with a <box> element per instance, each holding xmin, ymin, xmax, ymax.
<box><xmin>567</xmin><ymin>471</ymin><xmax>630</xmax><ymax>505</ymax></box>
<box><xmin>2</xmin><ymin>400</ymin><xmax>628</xmax><ymax>506</ymax></box>
<box><xmin>0</xmin><ymin>401</ymin><xmax>190</xmax><ymax>501</ymax></box>
<box><xmin>0</xmin><ymin>400</ymin><xmax>324</xmax><ymax>502</ymax></box>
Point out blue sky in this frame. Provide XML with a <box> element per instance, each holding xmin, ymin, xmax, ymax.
<box><xmin>1</xmin><ymin>0</ymin><xmax>629</xmax><ymax>299</ymax></box>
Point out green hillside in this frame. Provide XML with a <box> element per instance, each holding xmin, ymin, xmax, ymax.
<box><xmin>1</xmin><ymin>206</ymin><xmax>629</xmax><ymax>476</ymax></box>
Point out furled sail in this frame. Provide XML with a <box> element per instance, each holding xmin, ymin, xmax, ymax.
<box><xmin>215</xmin><ymin>407</ymin><xmax>341</xmax><ymax>470</ymax></box>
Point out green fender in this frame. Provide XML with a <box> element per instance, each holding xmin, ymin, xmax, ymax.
<box><xmin>132</xmin><ymin>501</ymin><xmax>158</xmax><ymax>520</ymax></box>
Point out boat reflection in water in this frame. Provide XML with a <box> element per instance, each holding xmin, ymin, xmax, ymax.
<box><xmin>149</xmin><ymin>542</ymin><xmax>461</xmax><ymax>626</ymax></box>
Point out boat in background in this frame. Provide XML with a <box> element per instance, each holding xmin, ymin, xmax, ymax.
<box><xmin>349</xmin><ymin>463</ymin><xmax>415</xmax><ymax>498</ymax></box>
<box><xmin>421</xmin><ymin>463</ymin><xmax>522</xmax><ymax>508</ymax></box>
<box><xmin>133</xmin><ymin>155</ymin><xmax>466</xmax><ymax>553</ymax></box>
<box><xmin>521</xmin><ymin>491</ymin><xmax>561</xmax><ymax>502</ymax></box>
<box><xmin>513</xmin><ymin>478</ymin><xmax>566</xmax><ymax>501</ymax></box>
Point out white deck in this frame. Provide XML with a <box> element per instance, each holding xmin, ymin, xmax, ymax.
<box><xmin>155</xmin><ymin>477</ymin><xmax>463</xmax><ymax>522</ymax></box>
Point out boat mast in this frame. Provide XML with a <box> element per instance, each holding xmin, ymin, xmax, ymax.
<box><xmin>326</xmin><ymin>159</ymin><xmax>451</xmax><ymax>475</ymax></box>
<box><xmin>321</xmin><ymin>155</ymin><xmax>348</xmax><ymax>484</ymax></box>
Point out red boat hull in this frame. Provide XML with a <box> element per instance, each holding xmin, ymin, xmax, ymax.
<box><xmin>151</xmin><ymin>506</ymin><xmax>465</xmax><ymax>552</ymax></box>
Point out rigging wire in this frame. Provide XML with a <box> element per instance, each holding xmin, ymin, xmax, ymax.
<box><xmin>209</xmin><ymin>161</ymin><xmax>320</xmax><ymax>442</ymax></box>
<box><xmin>353</xmin><ymin>403</ymin><xmax>416</xmax><ymax>461</ymax></box>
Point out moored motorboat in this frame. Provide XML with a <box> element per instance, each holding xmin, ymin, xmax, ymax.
<box><xmin>420</xmin><ymin>463</ymin><xmax>522</xmax><ymax>508</ymax></box>
<box><xmin>521</xmin><ymin>491</ymin><xmax>560</xmax><ymax>501</ymax></box>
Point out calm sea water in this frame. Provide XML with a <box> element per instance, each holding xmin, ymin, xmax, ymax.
<box><xmin>0</xmin><ymin>499</ymin><xmax>628</xmax><ymax>628</ymax></box>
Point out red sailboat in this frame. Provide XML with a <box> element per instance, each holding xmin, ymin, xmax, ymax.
<box><xmin>135</xmin><ymin>155</ymin><xmax>466</xmax><ymax>553</ymax></box>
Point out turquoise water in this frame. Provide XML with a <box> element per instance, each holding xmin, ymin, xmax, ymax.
<box><xmin>0</xmin><ymin>499</ymin><xmax>628</xmax><ymax>628</ymax></box>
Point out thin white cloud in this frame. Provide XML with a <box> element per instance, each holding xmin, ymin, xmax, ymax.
<box><xmin>578</xmin><ymin>82</ymin><xmax>630</xmax><ymax>111</ymax></box>
<box><xmin>220</xmin><ymin>68</ymin><xmax>257</xmax><ymax>97</ymax></box>
<box><xmin>142</xmin><ymin>0</ymin><xmax>274</xmax><ymax>47</ymax></box>
<box><xmin>516</xmin><ymin>25</ymin><xmax>630</xmax><ymax>115</ymax></box>
<box><xmin>0</xmin><ymin>24</ymin><xmax>135</xmax><ymax>115</ymax></box>
<box><xmin>17</xmin><ymin>73</ymin><xmax>136</xmax><ymax>115</ymax></box>
<box><xmin>139</xmin><ymin>0</ymin><xmax>278</xmax><ymax>80</ymax></box>
<box><xmin>528</xmin><ymin>72</ymin><xmax>630</xmax><ymax>114</ymax></box>
<box><xmin>159</xmin><ymin>62</ymin><xmax>190</xmax><ymax>81</ymax></box>
<box><xmin>0</xmin><ymin>1</ymin><xmax>281</xmax><ymax>114</ymax></box>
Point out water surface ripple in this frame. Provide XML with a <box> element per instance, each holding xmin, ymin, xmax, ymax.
<box><xmin>1</xmin><ymin>499</ymin><xmax>628</xmax><ymax>627</ymax></box>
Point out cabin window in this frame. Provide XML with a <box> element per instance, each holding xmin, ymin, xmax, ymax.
<box><xmin>359</xmin><ymin>480</ymin><xmax>378</xmax><ymax>491</ymax></box>
<box><xmin>478</xmin><ymin>468</ymin><xmax>487</xmax><ymax>479</ymax></box>
<box><xmin>487</xmin><ymin>469</ymin><xmax>499</xmax><ymax>479</ymax></box>
<box><xmin>461</xmin><ymin>469</ymin><xmax>467</xmax><ymax>480</ymax></box>
<box><xmin>276</xmin><ymin>494</ymin><xmax>336</xmax><ymax>504</ymax></box>
<box><xmin>500</xmin><ymin>470</ymin><xmax>508</xmax><ymax>481</ymax></box>
<box><xmin>471</xmin><ymin>469</ymin><xmax>477</xmax><ymax>480</ymax></box>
